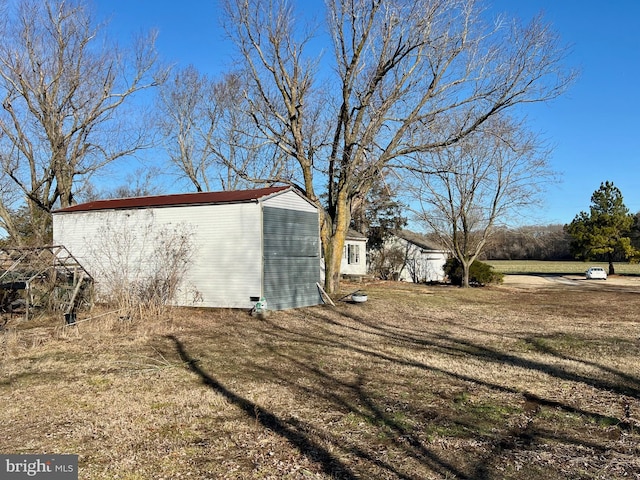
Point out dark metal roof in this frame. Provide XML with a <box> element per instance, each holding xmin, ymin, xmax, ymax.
<box><xmin>54</xmin><ymin>186</ymin><xmax>292</xmax><ymax>213</ymax></box>
<box><xmin>394</xmin><ymin>230</ymin><xmax>448</xmax><ymax>251</ymax></box>
<box><xmin>346</xmin><ymin>229</ymin><xmax>367</xmax><ymax>240</ymax></box>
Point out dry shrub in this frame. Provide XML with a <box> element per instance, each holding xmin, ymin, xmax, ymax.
<box><xmin>64</xmin><ymin>307</ymin><xmax>183</xmax><ymax>345</ymax></box>
<box><xmin>87</xmin><ymin>219</ymin><xmax>197</xmax><ymax>321</ymax></box>
<box><xmin>0</xmin><ymin>327</ymin><xmax>24</xmax><ymax>358</ymax></box>
<box><xmin>0</xmin><ymin>304</ymin><xmax>187</xmax><ymax>362</ymax></box>
<box><xmin>369</xmin><ymin>245</ymin><xmax>407</xmax><ymax>280</ymax></box>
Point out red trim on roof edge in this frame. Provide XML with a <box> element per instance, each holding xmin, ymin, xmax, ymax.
<box><xmin>54</xmin><ymin>186</ymin><xmax>292</xmax><ymax>213</ymax></box>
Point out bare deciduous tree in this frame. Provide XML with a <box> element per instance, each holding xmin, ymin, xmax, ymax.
<box><xmin>222</xmin><ymin>0</ymin><xmax>575</xmax><ymax>292</ymax></box>
<box><xmin>76</xmin><ymin>167</ymin><xmax>164</xmax><ymax>204</ymax></box>
<box><xmin>0</xmin><ymin>0</ymin><xmax>165</xmax><ymax>245</ymax></box>
<box><xmin>156</xmin><ymin>66</ymin><xmax>296</xmax><ymax>192</ymax></box>
<box><xmin>156</xmin><ymin>66</ymin><xmax>218</xmax><ymax>192</ymax></box>
<box><xmin>411</xmin><ymin>115</ymin><xmax>554</xmax><ymax>287</ymax></box>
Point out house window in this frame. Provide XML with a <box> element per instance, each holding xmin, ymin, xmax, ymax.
<box><xmin>347</xmin><ymin>244</ymin><xmax>360</xmax><ymax>264</ymax></box>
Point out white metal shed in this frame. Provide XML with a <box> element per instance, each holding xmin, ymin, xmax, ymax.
<box><xmin>52</xmin><ymin>186</ymin><xmax>323</xmax><ymax>310</ymax></box>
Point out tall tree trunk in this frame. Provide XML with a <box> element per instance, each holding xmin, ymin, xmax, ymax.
<box><xmin>221</xmin><ymin>0</ymin><xmax>574</xmax><ymax>294</ymax></box>
<box><xmin>56</xmin><ymin>154</ymin><xmax>75</xmax><ymax>209</ymax></box>
<box><xmin>462</xmin><ymin>261</ymin><xmax>471</xmax><ymax>288</ymax></box>
<box><xmin>322</xmin><ymin>191</ymin><xmax>351</xmax><ymax>294</ymax></box>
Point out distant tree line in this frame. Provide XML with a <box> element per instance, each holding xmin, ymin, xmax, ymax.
<box><xmin>481</xmin><ymin>225</ymin><xmax>572</xmax><ymax>261</ymax></box>
<box><xmin>462</xmin><ymin>213</ymin><xmax>640</xmax><ymax>263</ymax></box>
<box><xmin>482</xmin><ymin>181</ymin><xmax>640</xmax><ymax>265</ymax></box>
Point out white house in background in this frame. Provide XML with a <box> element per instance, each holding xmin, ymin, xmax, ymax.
<box><xmin>388</xmin><ymin>230</ymin><xmax>449</xmax><ymax>283</ymax></box>
<box><xmin>52</xmin><ymin>186</ymin><xmax>323</xmax><ymax>310</ymax></box>
<box><xmin>320</xmin><ymin>229</ymin><xmax>368</xmax><ymax>282</ymax></box>
<box><xmin>341</xmin><ymin>229</ymin><xmax>368</xmax><ymax>277</ymax></box>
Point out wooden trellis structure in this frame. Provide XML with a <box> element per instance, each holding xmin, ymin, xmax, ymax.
<box><xmin>0</xmin><ymin>245</ymin><xmax>93</xmax><ymax>322</ymax></box>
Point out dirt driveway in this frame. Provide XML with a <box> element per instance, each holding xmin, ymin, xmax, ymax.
<box><xmin>502</xmin><ymin>273</ymin><xmax>640</xmax><ymax>293</ymax></box>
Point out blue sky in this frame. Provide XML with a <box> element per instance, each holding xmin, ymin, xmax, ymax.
<box><xmin>95</xmin><ymin>0</ymin><xmax>640</xmax><ymax>226</ymax></box>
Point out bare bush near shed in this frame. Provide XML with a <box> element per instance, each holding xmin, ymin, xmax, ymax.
<box><xmin>86</xmin><ymin>218</ymin><xmax>197</xmax><ymax>319</ymax></box>
<box><xmin>369</xmin><ymin>245</ymin><xmax>406</xmax><ymax>280</ymax></box>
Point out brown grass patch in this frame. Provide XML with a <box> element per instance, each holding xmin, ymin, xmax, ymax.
<box><xmin>1</xmin><ymin>282</ymin><xmax>639</xmax><ymax>479</ymax></box>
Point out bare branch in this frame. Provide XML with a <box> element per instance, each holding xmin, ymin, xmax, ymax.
<box><xmin>221</xmin><ymin>0</ymin><xmax>575</xmax><ymax>292</ymax></box>
<box><xmin>409</xmin><ymin>113</ymin><xmax>556</xmax><ymax>286</ymax></box>
<box><xmin>0</xmin><ymin>0</ymin><xmax>163</xmax><ymax>244</ymax></box>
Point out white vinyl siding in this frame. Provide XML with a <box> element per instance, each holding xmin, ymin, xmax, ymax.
<box><xmin>178</xmin><ymin>203</ymin><xmax>262</xmax><ymax>308</ymax></box>
<box><xmin>262</xmin><ymin>190</ymin><xmax>318</xmax><ymax>213</ymax></box>
<box><xmin>385</xmin><ymin>235</ymin><xmax>448</xmax><ymax>283</ymax></box>
<box><xmin>54</xmin><ymin>203</ymin><xmax>262</xmax><ymax>308</ymax></box>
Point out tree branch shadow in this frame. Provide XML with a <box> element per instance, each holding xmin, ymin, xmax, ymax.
<box><xmin>260</xmin><ymin>307</ymin><xmax>640</xmax><ymax>476</ymax></box>
<box><xmin>334</xmin><ymin>308</ymin><xmax>640</xmax><ymax>400</ymax></box>
<box><xmin>253</xmin><ymin>347</ymin><xmax>474</xmax><ymax>479</ymax></box>
<box><xmin>161</xmin><ymin>298</ymin><xmax>639</xmax><ymax>479</ymax></box>
<box><xmin>166</xmin><ymin>334</ymin><xmax>359</xmax><ymax>480</ymax></box>
<box><xmin>257</xmin><ymin>310</ymin><xmax>639</xmax><ymax>432</ymax></box>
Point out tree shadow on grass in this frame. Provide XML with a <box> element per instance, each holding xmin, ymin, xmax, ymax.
<box><xmin>163</xmin><ymin>299</ymin><xmax>640</xmax><ymax>479</ymax></box>
<box><xmin>333</xmin><ymin>308</ymin><xmax>640</xmax><ymax>400</ymax></box>
<box><xmin>249</xmin><ymin>308</ymin><xmax>636</xmax><ymax>432</ymax></box>
<box><xmin>255</xmin><ymin>347</ymin><xmax>475</xmax><ymax>479</ymax></box>
<box><xmin>260</xmin><ymin>311</ymin><xmax>639</xmax><ymax>432</ymax></box>
<box><xmin>167</xmin><ymin>334</ymin><xmax>366</xmax><ymax>480</ymax></box>
<box><xmin>167</xmin><ymin>332</ymin><xmax>475</xmax><ymax>479</ymax></box>
<box><xmin>260</xmin><ymin>307</ymin><xmax>640</xmax><ymax>476</ymax></box>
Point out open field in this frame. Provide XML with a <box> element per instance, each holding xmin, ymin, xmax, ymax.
<box><xmin>486</xmin><ymin>260</ymin><xmax>640</xmax><ymax>276</ymax></box>
<box><xmin>1</xmin><ymin>281</ymin><xmax>640</xmax><ymax>479</ymax></box>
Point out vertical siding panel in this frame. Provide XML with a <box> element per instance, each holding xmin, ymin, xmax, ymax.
<box><xmin>153</xmin><ymin>203</ymin><xmax>262</xmax><ymax>308</ymax></box>
<box><xmin>262</xmin><ymin>207</ymin><xmax>321</xmax><ymax>310</ymax></box>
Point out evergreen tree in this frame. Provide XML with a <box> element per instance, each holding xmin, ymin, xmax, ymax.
<box><xmin>350</xmin><ymin>177</ymin><xmax>407</xmax><ymax>252</ymax></box>
<box><xmin>565</xmin><ymin>181</ymin><xmax>637</xmax><ymax>274</ymax></box>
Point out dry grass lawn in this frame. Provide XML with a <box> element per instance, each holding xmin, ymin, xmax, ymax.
<box><xmin>486</xmin><ymin>260</ymin><xmax>640</xmax><ymax>276</ymax></box>
<box><xmin>1</xmin><ymin>280</ymin><xmax>639</xmax><ymax>479</ymax></box>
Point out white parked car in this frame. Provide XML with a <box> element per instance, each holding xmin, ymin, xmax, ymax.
<box><xmin>585</xmin><ymin>267</ymin><xmax>607</xmax><ymax>280</ymax></box>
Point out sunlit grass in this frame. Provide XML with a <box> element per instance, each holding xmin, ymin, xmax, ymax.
<box><xmin>486</xmin><ymin>259</ymin><xmax>640</xmax><ymax>275</ymax></box>
<box><xmin>1</xmin><ymin>283</ymin><xmax>639</xmax><ymax>479</ymax></box>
